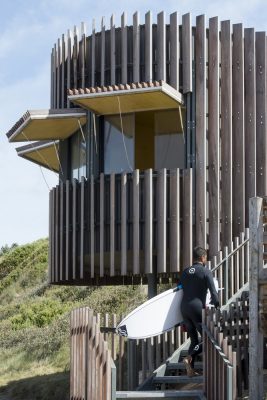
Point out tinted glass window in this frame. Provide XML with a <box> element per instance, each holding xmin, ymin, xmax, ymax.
<box><xmin>104</xmin><ymin>114</ymin><xmax>134</xmax><ymax>174</ymax></box>
<box><xmin>70</xmin><ymin>128</ymin><xmax>87</xmax><ymax>180</ymax></box>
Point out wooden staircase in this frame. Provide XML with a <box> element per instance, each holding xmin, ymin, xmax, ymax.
<box><xmin>116</xmin><ymin>285</ymin><xmax>250</xmax><ymax>399</ymax></box>
<box><xmin>116</xmin><ymin>341</ymin><xmax>205</xmax><ymax>399</ymax></box>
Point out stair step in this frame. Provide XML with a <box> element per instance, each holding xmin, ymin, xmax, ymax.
<box><xmin>166</xmin><ymin>362</ymin><xmax>203</xmax><ymax>370</ymax></box>
<box><xmin>153</xmin><ymin>376</ymin><xmax>203</xmax><ymax>384</ymax></box>
<box><xmin>116</xmin><ymin>389</ymin><xmax>205</xmax><ymax>398</ymax></box>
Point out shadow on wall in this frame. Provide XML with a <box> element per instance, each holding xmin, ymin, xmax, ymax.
<box><xmin>0</xmin><ymin>371</ymin><xmax>69</xmax><ymax>400</ymax></box>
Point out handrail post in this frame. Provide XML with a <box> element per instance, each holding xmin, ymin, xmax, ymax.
<box><xmin>249</xmin><ymin>197</ymin><xmax>264</xmax><ymax>400</ymax></box>
<box><xmin>111</xmin><ymin>359</ymin><xmax>117</xmax><ymax>400</ymax></box>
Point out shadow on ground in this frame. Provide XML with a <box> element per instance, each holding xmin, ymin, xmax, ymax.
<box><xmin>0</xmin><ymin>371</ymin><xmax>69</xmax><ymax>400</ymax></box>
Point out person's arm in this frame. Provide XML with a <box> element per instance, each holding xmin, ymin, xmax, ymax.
<box><xmin>206</xmin><ymin>270</ymin><xmax>220</xmax><ymax>308</ymax></box>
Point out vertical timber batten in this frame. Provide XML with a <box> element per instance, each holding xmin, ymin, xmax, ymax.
<box><xmin>195</xmin><ymin>14</ymin><xmax>207</xmax><ymax>249</ymax></box>
<box><xmin>110</xmin><ymin>15</ymin><xmax>116</xmax><ymax>85</ymax></box>
<box><xmin>170</xmin><ymin>12</ymin><xmax>179</xmax><ymax>90</ymax></box>
<box><xmin>145</xmin><ymin>169</ymin><xmax>153</xmax><ymax>274</ymax></box>
<box><xmin>65</xmin><ymin>180</ymin><xmax>70</xmax><ymax>281</ymax></box>
<box><xmin>221</xmin><ymin>20</ymin><xmax>233</xmax><ymax>248</ymax></box>
<box><xmin>170</xmin><ymin>169</ymin><xmax>180</xmax><ymax>272</ymax></box>
<box><xmin>60</xmin><ymin>181</ymin><xmax>64</xmax><ymax>281</ymax></box>
<box><xmin>90</xmin><ymin>175</ymin><xmax>95</xmax><ymax>278</ymax></box>
<box><xmin>101</xmin><ymin>18</ymin><xmax>105</xmax><ymax>86</ymax></box>
<box><xmin>73</xmin><ymin>26</ymin><xmax>79</xmax><ymax>90</ymax></box>
<box><xmin>232</xmin><ymin>23</ymin><xmax>245</xmax><ymax>236</ymax></box>
<box><xmin>183</xmin><ymin>169</ymin><xmax>193</xmax><ymax>268</ymax></box>
<box><xmin>157</xmin><ymin>169</ymin><xmax>167</xmax><ymax>273</ymax></box>
<box><xmin>53</xmin><ymin>44</ymin><xmax>57</xmax><ymax>109</ymax></box>
<box><xmin>133</xmin><ymin>11</ymin><xmax>140</xmax><ymax>83</ymax></box>
<box><xmin>157</xmin><ymin>11</ymin><xmax>166</xmax><ymax>82</ymax></box>
<box><xmin>133</xmin><ymin>170</ymin><xmax>140</xmax><ymax>275</ymax></box>
<box><xmin>80</xmin><ymin>177</ymin><xmax>85</xmax><ymax>279</ymax></box>
<box><xmin>208</xmin><ymin>16</ymin><xmax>220</xmax><ymax>257</ymax></box>
<box><xmin>110</xmin><ymin>173</ymin><xmax>115</xmax><ymax>276</ymax></box>
<box><xmin>72</xmin><ymin>179</ymin><xmax>77</xmax><ymax>280</ymax></box>
<box><xmin>67</xmin><ymin>30</ymin><xmax>72</xmax><ymax>108</ymax></box>
<box><xmin>244</xmin><ymin>28</ymin><xmax>256</xmax><ymax>226</ymax></box>
<box><xmin>256</xmin><ymin>32</ymin><xmax>267</xmax><ymax>196</ymax></box>
<box><xmin>182</xmin><ymin>13</ymin><xmax>192</xmax><ymax>93</ymax></box>
<box><xmin>91</xmin><ymin>20</ymin><xmax>96</xmax><ymax>87</ymax></box>
<box><xmin>61</xmin><ymin>34</ymin><xmax>66</xmax><ymax>108</ymax></box>
<box><xmin>121</xmin><ymin>173</ymin><xmax>127</xmax><ymax>275</ymax></box>
<box><xmin>80</xmin><ymin>22</ymin><xmax>86</xmax><ymax>90</ymax></box>
<box><xmin>100</xmin><ymin>173</ymin><xmax>104</xmax><ymax>277</ymax></box>
<box><xmin>50</xmin><ymin>49</ymin><xmax>54</xmax><ymax>108</ymax></box>
<box><xmin>57</xmin><ymin>38</ymin><xmax>61</xmax><ymax>108</ymax></box>
<box><xmin>121</xmin><ymin>12</ymin><xmax>127</xmax><ymax>84</ymax></box>
<box><xmin>145</xmin><ymin>11</ymin><xmax>152</xmax><ymax>83</ymax></box>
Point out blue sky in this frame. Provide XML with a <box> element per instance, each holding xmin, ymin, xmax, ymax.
<box><xmin>1</xmin><ymin>0</ymin><xmax>267</xmax><ymax>246</ymax></box>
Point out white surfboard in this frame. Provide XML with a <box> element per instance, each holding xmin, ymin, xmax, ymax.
<box><xmin>116</xmin><ymin>287</ymin><xmax>183</xmax><ymax>339</ymax></box>
<box><xmin>116</xmin><ymin>278</ymin><xmax>220</xmax><ymax>339</ymax></box>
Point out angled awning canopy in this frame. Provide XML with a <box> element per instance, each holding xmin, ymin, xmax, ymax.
<box><xmin>16</xmin><ymin>140</ymin><xmax>59</xmax><ymax>172</ymax></box>
<box><xmin>7</xmin><ymin>108</ymin><xmax>87</xmax><ymax>142</ymax></box>
<box><xmin>68</xmin><ymin>81</ymin><xmax>184</xmax><ymax>116</ymax></box>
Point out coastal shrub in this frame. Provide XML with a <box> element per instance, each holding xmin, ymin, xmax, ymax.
<box><xmin>9</xmin><ymin>299</ymin><xmax>72</xmax><ymax>330</ymax></box>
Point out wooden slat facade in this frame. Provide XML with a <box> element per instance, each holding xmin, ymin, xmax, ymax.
<box><xmin>45</xmin><ymin>13</ymin><xmax>267</xmax><ymax>283</ymax></box>
<box><xmin>49</xmin><ymin>169</ymin><xmax>193</xmax><ymax>284</ymax></box>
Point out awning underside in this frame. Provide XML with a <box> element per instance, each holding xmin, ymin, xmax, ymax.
<box><xmin>68</xmin><ymin>81</ymin><xmax>184</xmax><ymax>116</ymax></box>
<box><xmin>16</xmin><ymin>141</ymin><xmax>59</xmax><ymax>172</ymax></box>
<box><xmin>7</xmin><ymin>109</ymin><xmax>87</xmax><ymax>142</ymax></box>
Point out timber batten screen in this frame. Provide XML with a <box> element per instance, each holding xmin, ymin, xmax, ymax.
<box><xmin>6</xmin><ymin>11</ymin><xmax>267</xmax><ymax>287</ymax></box>
<box><xmin>49</xmin><ymin>169</ymin><xmax>192</xmax><ymax>285</ymax></box>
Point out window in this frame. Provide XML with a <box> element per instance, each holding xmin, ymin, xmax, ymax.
<box><xmin>70</xmin><ymin>128</ymin><xmax>87</xmax><ymax>180</ymax></box>
<box><xmin>104</xmin><ymin>114</ymin><xmax>134</xmax><ymax>174</ymax></box>
<box><xmin>154</xmin><ymin>109</ymin><xmax>185</xmax><ymax>170</ymax></box>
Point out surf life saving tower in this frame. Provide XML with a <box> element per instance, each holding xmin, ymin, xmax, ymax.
<box><xmin>6</xmin><ymin>10</ymin><xmax>267</xmax><ymax>400</ymax></box>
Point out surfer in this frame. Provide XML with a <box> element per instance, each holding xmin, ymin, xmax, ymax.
<box><xmin>180</xmin><ymin>247</ymin><xmax>219</xmax><ymax>377</ymax></box>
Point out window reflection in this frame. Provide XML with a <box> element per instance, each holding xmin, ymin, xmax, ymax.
<box><xmin>104</xmin><ymin>114</ymin><xmax>134</xmax><ymax>174</ymax></box>
<box><xmin>70</xmin><ymin>129</ymin><xmax>87</xmax><ymax>181</ymax></box>
<box><xmin>154</xmin><ymin>109</ymin><xmax>185</xmax><ymax>170</ymax></box>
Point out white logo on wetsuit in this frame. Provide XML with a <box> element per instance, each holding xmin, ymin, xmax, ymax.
<box><xmin>189</xmin><ymin>267</ymin><xmax>195</xmax><ymax>274</ymax></box>
<box><xmin>194</xmin><ymin>344</ymin><xmax>199</xmax><ymax>351</ymax></box>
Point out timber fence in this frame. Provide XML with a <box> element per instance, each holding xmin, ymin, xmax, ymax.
<box><xmin>203</xmin><ymin>291</ymin><xmax>249</xmax><ymax>399</ymax></box>
<box><xmin>70</xmin><ymin>307</ymin><xmax>116</xmax><ymax>400</ymax></box>
<box><xmin>70</xmin><ymin>306</ymin><xmax>187</xmax><ymax>398</ymax></box>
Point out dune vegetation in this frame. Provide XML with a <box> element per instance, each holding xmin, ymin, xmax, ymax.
<box><xmin>0</xmin><ymin>239</ymin><xmax>146</xmax><ymax>400</ymax></box>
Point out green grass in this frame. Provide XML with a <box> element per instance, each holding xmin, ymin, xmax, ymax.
<box><xmin>0</xmin><ymin>239</ymin><xmax>146</xmax><ymax>400</ymax></box>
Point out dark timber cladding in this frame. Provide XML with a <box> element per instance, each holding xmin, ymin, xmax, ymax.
<box><xmin>195</xmin><ymin>14</ymin><xmax>207</xmax><ymax>249</ymax></box>
<box><xmin>208</xmin><ymin>17</ymin><xmax>220</xmax><ymax>257</ymax></box>
<box><xmin>221</xmin><ymin>20</ymin><xmax>232</xmax><ymax>248</ymax></box>
<box><xmin>256</xmin><ymin>32</ymin><xmax>267</xmax><ymax>197</ymax></box>
<box><xmin>44</xmin><ymin>11</ymin><xmax>267</xmax><ymax>285</ymax></box>
<box><xmin>232</xmin><ymin>23</ymin><xmax>245</xmax><ymax>237</ymax></box>
<box><xmin>49</xmin><ymin>170</ymin><xmax>193</xmax><ymax>285</ymax></box>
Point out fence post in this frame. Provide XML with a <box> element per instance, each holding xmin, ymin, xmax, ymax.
<box><xmin>249</xmin><ymin>197</ymin><xmax>264</xmax><ymax>399</ymax></box>
<box><xmin>111</xmin><ymin>360</ymin><xmax>117</xmax><ymax>400</ymax></box>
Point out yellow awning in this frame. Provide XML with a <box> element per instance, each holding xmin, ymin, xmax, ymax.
<box><xmin>16</xmin><ymin>141</ymin><xmax>59</xmax><ymax>172</ymax></box>
<box><xmin>7</xmin><ymin>109</ymin><xmax>87</xmax><ymax>142</ymax></box>
<box><xmin>68</xmin><ymin>81</ymin><xmax>184</xmax><ymax>116</ymax></box>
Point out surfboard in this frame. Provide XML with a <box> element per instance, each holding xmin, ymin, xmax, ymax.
<box><xmin>116</xmin><ymin>278</ymin><xmax>220</xmax><ymax>339</ymax></box>
<box><xmin>116</xmin><ymin>287</ymin><xmax>183</xmax><ymax>339</ymax></box>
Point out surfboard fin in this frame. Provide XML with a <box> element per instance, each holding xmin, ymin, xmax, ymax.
<box><xmin>117</xmin><ymin>325</ymin><xmax>128</xmax><ymax>337</ymax></box>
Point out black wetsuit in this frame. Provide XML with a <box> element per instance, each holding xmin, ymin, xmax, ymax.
<box><xmin>180</xmin><ymin>263</ymin><xmax>219</xmax><ymax>366</ymax></box>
